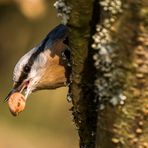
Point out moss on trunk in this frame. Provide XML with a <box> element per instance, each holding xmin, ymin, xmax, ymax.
<box><xmin>66</xmin><ymin>0</ymin><xmax>99</xmax><ymax>147</ymax></box>
<box><xmin>66</xmin><ymin>0</ymin><xmax>148</xmax><ymax>147</ymax></box>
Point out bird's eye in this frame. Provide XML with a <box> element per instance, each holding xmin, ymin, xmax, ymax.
<box><xmin>24</xmin><ymin>65</ymin><xmax>30</xmax><ymax>73</ymax></box>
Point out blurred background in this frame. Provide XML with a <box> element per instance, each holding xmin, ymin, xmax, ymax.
<box><xmin>0</xmin><ymin>0</ymin><xmax>78</xmax><ymax>148</ymax></box>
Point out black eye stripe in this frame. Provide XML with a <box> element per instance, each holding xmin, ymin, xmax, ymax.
<box><xmin>15</xmin><ymin>24</ymin><xmax>68</xmax><ymax>88</ymax></box>
<box><xmin>16</xmin><ymin>35</ymin><xmax>49</xmax><ymax>87</ymax></box>
<box><xmin>24</xmin><ymin>65</ymin><xmax>31</xmax><ymax>73</ymax></box>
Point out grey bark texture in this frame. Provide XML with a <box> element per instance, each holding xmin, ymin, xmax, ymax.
<box><xmin>66</xmin><ymin>0</ymin><xmax>98</xmax><ymax>147</ymax></box>
<box><xmin>66</xmin><ymin>0</ymin><xmax>148</xmax><ymax>148</ymax></box>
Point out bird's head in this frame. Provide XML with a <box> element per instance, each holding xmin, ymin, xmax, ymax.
<box><xmin>5</xmin><ymin>24</ymin><xmax>71</xmax><ymax>101</ymax></box>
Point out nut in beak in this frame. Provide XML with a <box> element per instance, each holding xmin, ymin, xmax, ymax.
<box><xmin>5</xmin><ymin>81</ymin><xmax>29</xmax><ymax>116</ymax></box>
<box><xmin>8</xmin><ymin>92</ymin><xmax>26</xmax><ymax>116</ymax></box>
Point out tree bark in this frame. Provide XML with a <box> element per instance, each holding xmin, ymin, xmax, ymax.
<box><xmin>96</xmin><ymin>1</ymin><xmax>148</xmax><ymax>147</ymax></box>
<box><xmin>66</xmin><ymin>0</ymin><xmax>148</xmax><ymax>148</ymax></box>
<box><xmin>66</xmin><ymin>0</ymin><xmax>99</xmax><ymax>147</ymax></box>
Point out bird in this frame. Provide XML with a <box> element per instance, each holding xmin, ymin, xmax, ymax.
<box><xmin>5</xmin><ymin>24</ymin><xmax>71</xmax><ymax>102</ymax></box>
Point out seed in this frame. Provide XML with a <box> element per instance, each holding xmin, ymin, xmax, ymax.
<box><xmin>8</xmin><ymin>92</ymin><xmax>26</xmax><ymax>116</ymax></box>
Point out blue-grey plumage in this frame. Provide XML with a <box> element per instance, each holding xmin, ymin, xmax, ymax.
<box><xmin>45</xmin><ymin>24</ymin><xmax>68</xmax><ymax>44</ymax></box>
<box><xmin>5</xmin><ymin>24</ymin><xmax>70</xmax><ymax>102</ymax></box>
<box><xmin>38</xmin><ymin>24</ymin><xmax>68</xmax><ymax>52</ymax></box>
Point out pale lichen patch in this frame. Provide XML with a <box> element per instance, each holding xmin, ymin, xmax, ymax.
<box><xmin>54</xmin><ymin>0</ymin><xmax>71</xmax><ymax>24</ymax></box>
<box><xmin>92</xmin><ymin>0</ymin><xmax>126</xmax><ymax>110</ymax></box>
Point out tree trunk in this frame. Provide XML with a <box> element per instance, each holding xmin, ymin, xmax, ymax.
<box><xmin>66</xmin><ymin>0</ymin><xmax>98</xmax><ymax>147</ymax></box>
<box><xmin>66</xmin><ymin>0</ymin><xmax>148</xmax><ymax>147</ymax></box>
<box><xmin>95</xmin><ymin>1</ymin><xmax>148</xmax><ymax>148</ymax></box>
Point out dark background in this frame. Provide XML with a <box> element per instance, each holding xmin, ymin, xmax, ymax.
<box><xmin>0</xmin><ymin>0</ymin><xmax>77</xmax><ymax>147</ymax></box>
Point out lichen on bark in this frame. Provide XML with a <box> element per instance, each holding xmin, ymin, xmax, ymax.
<box><xmin>61</xmin><ymin>0</ymin><xmax>148</xmax><ymax>148</ymax></box>
<box><xmin>95</xmin><ymin>0</ymin><xmax>148</xmax><ymax>147</ymax></box>
<box><xmin>66</xmin><ymin>0</ymin><xmax>99</xmax><ymax>147</ymax></box>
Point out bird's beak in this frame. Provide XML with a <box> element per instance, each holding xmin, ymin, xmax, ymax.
<box><xmin>4</xmin><ymin>88</ymin><xmax>17</xmax><ymax>102</ymax></box>
<box><xmin>4</xmin><ymin>81</ymin><xmax>29</xmax><ymax>102</ymax></box>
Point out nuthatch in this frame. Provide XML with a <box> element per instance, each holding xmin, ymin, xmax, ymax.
<box><xmin>5</xmin><ymin>24</ymin><xmax>71</xmax><ymax>101</ymax></box>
